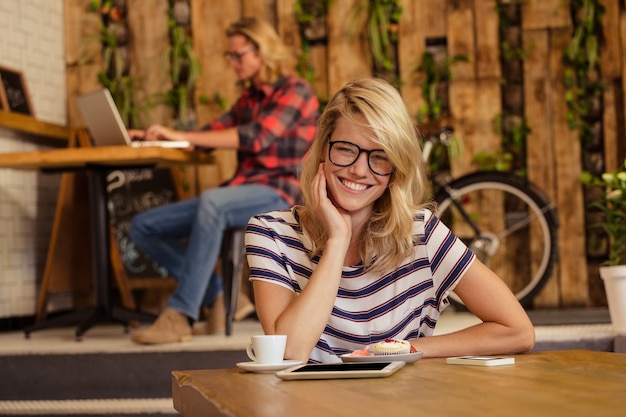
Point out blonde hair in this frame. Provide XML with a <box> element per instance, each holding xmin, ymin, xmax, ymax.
<box><xmin>226</xmin><ymin>17</ymin><xmax>293</xmax><ymax>85</ymax></box>
<box><xmin>299</xmin><ymin>77</ymin><xmax>430</xmax><ymax>273</ymax></box>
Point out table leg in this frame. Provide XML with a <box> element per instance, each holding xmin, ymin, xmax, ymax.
<box><xmin>73</xmin><ymin>169</ymin><xmax>158</xmax><ymax>339</ymax></box>
<box><xmin>25</xmin><ymin>168</ymin><xmax>158</xmax><ymax>341</ymax></box>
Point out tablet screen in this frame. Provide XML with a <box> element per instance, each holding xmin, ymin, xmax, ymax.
<box><xmin>292</xmin><ymin>362</ymin><xmax>392</xmax><ymax>372</ymax></box>
<box><xmin>276</xmin><ymin>360</ymin><xmax>405</xmax><ymax>380</ymax></box>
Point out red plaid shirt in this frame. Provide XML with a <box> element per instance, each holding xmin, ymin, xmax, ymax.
<box><xmin>202</xmin><ymin>76</ymin><xmax>318</xmax><ymax>206</ymax></box>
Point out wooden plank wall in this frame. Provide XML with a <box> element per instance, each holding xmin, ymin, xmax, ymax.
<box><xmin>521</xmin><ymin>1</ymin><xmax>585</xmax><ymax>307</ymax></box>
<box><xmin>64</xmin><ymin>0</ymin><xmax>626</xmax><ymax>308</ymax></box>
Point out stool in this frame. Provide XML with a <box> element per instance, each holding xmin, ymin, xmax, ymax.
<box><xmin>220</xmin><ymin>227</ymin><xmax>247</xmax><ymax>336</ymax></box>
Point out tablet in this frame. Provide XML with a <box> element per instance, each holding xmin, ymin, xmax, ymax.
<box><xmin>275</xmin><ymin>361</ymin><xmax>405</xmax><ymax>380</ymax></box>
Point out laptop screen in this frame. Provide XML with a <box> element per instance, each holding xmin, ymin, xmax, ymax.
<box><xmin>76</xmin><ymin>89</ymin><xmax>191</xmax><ymax>149</ymax></box>
<box><xmin>76</xmin><ymin>89</ymin><xmax>133</xmax><ymax>147</ymax></box>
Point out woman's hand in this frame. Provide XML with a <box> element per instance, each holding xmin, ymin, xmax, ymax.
<box><xmin>311</xmin><ymin>163</ymin><xmax>351</xmax><ymax>241</ymax></box>
<box><xmin>410</xmin><ymin>260</ymin><xmax>535</xmax><ymax>358</ymax></box>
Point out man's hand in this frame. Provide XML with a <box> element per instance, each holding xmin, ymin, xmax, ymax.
<box><xmin>143</xmin><ymin>125</ymin><xmax>187</xmax><ymax>142</ymax></box>
<box><xmin>127</xmin><ymin>129</ymin><xmax>145</xmax><ymax>141</ymax></box>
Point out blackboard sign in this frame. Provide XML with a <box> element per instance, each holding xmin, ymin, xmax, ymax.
<box><xmin>0</xmin><ymin>66</ymin><xmax>32</xmax><ymax>115</ymax></box>
<box><xmin>106</xmin><ymin>167</ymin><xmax>178</xmax><ymax>278</ymax></box>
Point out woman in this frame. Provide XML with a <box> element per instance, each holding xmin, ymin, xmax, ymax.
<box><xmin>245</xmin><ymin>77</ymin><xmax>535</xmax><ymax>363</ymax></box>
<box><xmin>129</xmin><ymin>17</ymin><xmax>318</xmax><ymax>344</ymax></box>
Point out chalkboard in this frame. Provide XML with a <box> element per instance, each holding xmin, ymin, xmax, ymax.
<box><xmin>106</xmin><ymin>167</ymin><xmax>178</xmax><ymax>279</ymax></box>
<box><xmin>0</xmin><ymin>66</ymin><xmax>32</xmax><ymax>115</ymax></box>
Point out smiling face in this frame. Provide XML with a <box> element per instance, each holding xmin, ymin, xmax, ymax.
<box><xmin>324</xmin><ymin>116</ymin><xmax>391</xmax><ymax>218</ymax></box>
<box><xmin>226</xmin><ymin>34</ymin><xmax>263</xmax><ymax>84</ymax></box>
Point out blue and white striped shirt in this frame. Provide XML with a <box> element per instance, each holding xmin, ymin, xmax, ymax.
<box><xmin>246</xmin><ymin>207</ymin><xmax>475</xmax><ymax>363</ymax></box>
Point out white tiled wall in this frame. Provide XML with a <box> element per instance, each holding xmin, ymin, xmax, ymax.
<box><xmin>0</xmin><ymin>0</ymin><xmax>68</xmax><ymax>318</ymax></box>
<box><xmin>0</xmin><ymin>0</ymin><xmax>66</xmax><ymax>124</ymax></box>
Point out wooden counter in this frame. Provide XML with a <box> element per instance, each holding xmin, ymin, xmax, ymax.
<box><xmin>0</xmin><ymin>111</ymin><xmax>70</xmax><ymax>141</ymax></box>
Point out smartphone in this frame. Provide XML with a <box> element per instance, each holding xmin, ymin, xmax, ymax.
<box><xmin>276</xmin><ymin>361</ymin><xmax>405</xmax><ymax>380</ymax></box>
<box><xmin>446</xmin><ymin>356</ymin><xmax>515</xmax><ymax>366</ymax></box>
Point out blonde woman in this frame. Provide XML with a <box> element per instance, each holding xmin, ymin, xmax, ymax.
<box><xmin>129</xmin><ymin>17</ymin><xmax>318</xmax><ymax>344</ymax></box>
<box><xmin>246</xmin><ymin>77</ymin><xmax>535</xmax><ymax>364</ymax></box>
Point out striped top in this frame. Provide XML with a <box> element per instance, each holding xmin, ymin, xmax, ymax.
<box><xmin>245</xmin><ymin>207</ymin><xmax>475</xmax><ymax>364</ymax></box>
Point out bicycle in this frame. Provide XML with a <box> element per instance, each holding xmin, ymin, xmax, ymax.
<box><xmin>422</xmin><ymin>127</ymin><xmax>559</xmax><ymax>308</ymax></box>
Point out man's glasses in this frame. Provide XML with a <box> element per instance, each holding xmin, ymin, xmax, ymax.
<box><xmin>328</xmin><ymin>140</ymin><xmax>393</xmax><ymax>176</ymax></box>
<box><xmin>223</xmin><ymin>45</ymin><xmax>255</xmax><ymax>62</ymax></box>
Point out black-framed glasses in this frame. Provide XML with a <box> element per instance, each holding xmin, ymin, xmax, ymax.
<box><xmin>223</xmin><ymin>45</ymin><xmax>255</xmax><ymax>62</ymax></box>
<box><xmin>328</xmin><ymin>140</ymin><xmax>393</xmax><ymax>176</ymax></box>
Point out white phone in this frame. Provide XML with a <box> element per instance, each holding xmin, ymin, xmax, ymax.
<box><xmin>446</xmin><ymin>356</ymin><xmax>515</xmax><ymax>366</ymax></box>
<box><xmin>276</xmin><ymin>361</ymin><xmax>406</xmax><ymax>380</ymax></box>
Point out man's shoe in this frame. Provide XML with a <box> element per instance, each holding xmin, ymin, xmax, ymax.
<box><xmin>192</xmin><ymin>294</ymin><xmax>226</xmax><ymax>335</ymax></box>
<box><xmin>234</xmin><ymin>293</ymin><xmax>256</xmax><ymax>321</ymax></box>
<box><xmin>131</xmin><ymin>308</ymin><xmax>192</xmax><ymax>344</ymax></box>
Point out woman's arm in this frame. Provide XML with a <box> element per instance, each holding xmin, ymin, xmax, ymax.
<box><xmin>138</xmin><ymin>124</ymin><xmax>240</xmax><ymax>149</ymax></box>
<box><xmin>410</xmin><ymin>259</ymin><xmax>535</xmax><ymax>357</ymax></box>
<box><xmin>254</xmin><ymin>235</ymin><xmax>346</xmax><ymax>362</ymax></box>
<box><xmin>253</xmin><ymin>164</ymin><xmax>351</xmax><ymax>362</ymax></box>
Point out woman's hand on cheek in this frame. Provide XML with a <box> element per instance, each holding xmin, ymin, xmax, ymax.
<box><xmin>312</xmin><ymin>163</ymin><xmax>351</xmax><ymax>239</ymax></box>
<box><xmin>310</xmin><ymin>163</ymin><xmax>329</xmax><ymax>211</ymax></box>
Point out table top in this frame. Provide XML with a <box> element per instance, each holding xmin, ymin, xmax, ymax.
<box><xmin>171</xmin><ymin>350</ymin><xmax>626</xmax><ymax>417</ymax></box>
<box><xmin>0</xmin><ymin>145</ymin><xmax>213</xmax><ymax>171</ymax></box>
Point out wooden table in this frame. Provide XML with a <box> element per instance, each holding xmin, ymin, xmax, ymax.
<box><xmin>171</xmin><ymin>350</ymin><xmax>626</xmax><ymax>417</ymax></box>
<box><xmin>0</xmin><ymin>144</ymin><xmax>212</xmax><ymax>339</ymax></box>
<box><xmin>0</xmin><ymin>145</ymin><xmax>211</xmax><ymax>170</ymax></box>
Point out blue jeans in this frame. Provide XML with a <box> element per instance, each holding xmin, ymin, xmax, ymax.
<box><xmin>128</xmin><ymin>184</ymin><xmax>289</xmax><ymax>321</ymax></box>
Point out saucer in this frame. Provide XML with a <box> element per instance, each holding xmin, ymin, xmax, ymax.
<box><xmin>340</xmin><ymin>351</ymin><xmax>423</xmax><ymax>364</ymax></box>
<box><xmin>236</xmin><ymin>359</ymin><xmax>302</xmax><ymax>373</ymax></box>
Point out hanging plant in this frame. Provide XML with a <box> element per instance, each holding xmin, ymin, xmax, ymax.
<box><xmin>86</xmin><ymin>0</ymin><xmax>144</xmax><ymax>128</ymax></box>
<box><xmin>414</xmin><ymin>50</ymin><xmax>468</xmax><ymax>123</ymax></box>
<box><xmin>472</xmin><ymin>114</ymin><xmax>530</xmax><ymax>175</ymax></box>
<box><xmin>563</xmin><ymin>0</ymin><xmax>606</xmax><ymax>145</ymax></box>
<box><xmin>162</xmin><ymin>2</ymin><xmax>201</xmax><ymax>130</ymax></box>
<box><xmin>493</xmin><ymin>1</ymin><xmax>529</xmax><ymax>176</ymax></box>
<box><xmin>495</xmin><ymin>0</ymin><xmax>527</xmax><ymax>63</ymax></box>
<box><xmin>295</xmin><ymin>0</ymin><xmax>329</xmax><ymax>42</ymax></box>
<box><xmin>294</xmin><ymin>0</ymin><xmax>330</xmax><ymax>92</ymax></box>
<box><xmin>350</xmin><ymin>0</ymin><xmax>402</xmax><ymax>83</ymax></box>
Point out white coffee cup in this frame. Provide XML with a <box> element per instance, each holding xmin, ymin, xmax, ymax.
<box><xmin>246</xmin><ymin>334</ymin><xmax>287</xmax><ymax>365</ymax></box>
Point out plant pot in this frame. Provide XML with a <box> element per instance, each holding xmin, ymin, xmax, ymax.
<box><xmin>599</xmin><ymin>265</ymin><xmax>626</xmax><ymax>333</ymax></box>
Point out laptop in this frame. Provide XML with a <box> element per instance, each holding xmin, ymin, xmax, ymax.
<box><xmin>76</xmin><ymin>89</ymin><xmax>190</xmax><ymax>148</ymax></box>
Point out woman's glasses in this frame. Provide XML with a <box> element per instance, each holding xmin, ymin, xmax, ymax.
<box><xmin>223</xmin><ymin>45</ymin><xmax>255</xmax><ymax>62</ymax></box>
<box><xmin>328</xmin><ymin>140</ymin><xmax>393</xmax><ymax>176</ymax></box>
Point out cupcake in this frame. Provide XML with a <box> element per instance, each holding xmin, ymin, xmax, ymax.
<box><xmin>370</xmin><ymin>339</ymin><xmax>411</xmax><ymax>355</ymax></box>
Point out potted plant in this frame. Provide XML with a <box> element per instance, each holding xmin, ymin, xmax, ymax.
<box><xmin>582</xmin><ymin>158</ymin><xmax>626</xmax><ymax>332</ymax></box>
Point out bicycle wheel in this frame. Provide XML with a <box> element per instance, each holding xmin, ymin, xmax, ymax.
<box><xmin>433</xmin><ymin>171</ymin><xmax>559</xmax><ymax>308</ymax></box>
